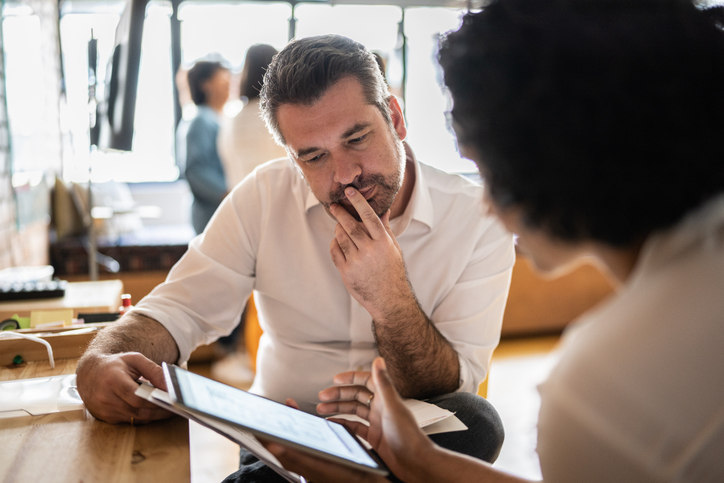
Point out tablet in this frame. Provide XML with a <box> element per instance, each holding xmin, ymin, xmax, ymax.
<box><xmin>162</xmin><ymin>363</ymin><xmax>388</xmax><ymax>476</ymax></box>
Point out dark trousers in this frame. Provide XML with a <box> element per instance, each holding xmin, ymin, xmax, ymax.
<box><xmin>222</xmin><ymin>391</ymin><xmax>504</xmax><ymax>482</ymax></box>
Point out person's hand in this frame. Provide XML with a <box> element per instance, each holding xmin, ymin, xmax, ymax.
<box><xmin>317</xmin><ymin>363</ymin><xmax>432</xmax><ymax>465</ymax></box>
<box><xmin>284</xmin><ymin>398</ymin><xmax>300</xmax><ymax>410</ymax></box>
<box><xmin>317</xmin><ymin>370</ymin><xmax>375</xmax><ymax>421</ymax></box>
<box><xmin>266</xmin><ymin>358</ymin><xmax>436</xmax><ymax>482</ymax></box>
<box><xmin>362</xmin><ymin>357</ymin><xmax>436</xmax><ymax>480</ymax></box>
<box><xmin>260</xmin><ymin>388</ymin><xmax>382</xmax><ymax>482</ymax></box>
<box><xmin>75</xmin><ymin>351</ymin><xmax>172</xmax><ymax>424</ymax></box>
<box><xmin>263</xmin><ymin>440</ymin><xmax>388</xmax><ymax>483</ymax></box>
<box><xmin>329</xmin><ymin>187</ymin><xmax>412</xmax><ymax>321</ymax></box>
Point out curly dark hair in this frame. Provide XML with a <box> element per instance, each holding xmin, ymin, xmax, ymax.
<box><xmin>260</xmin><ymin>35</ymin><xmax>391</xmax><ymax>145</ymax></box>
<box><xmin>439</xmin><ymin>0</ymin><xmax>724</xmax><ymax>246</ymax></box>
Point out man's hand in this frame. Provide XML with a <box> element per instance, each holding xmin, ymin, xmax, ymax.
<box><xmin>321</xmin><ymin>361</ymin><xmax>434</xmax><ymax>471</ymax></box>
<box><xmin>76</xmin><ymin>351</ymin><xmax>171</xmax><ymax>424</ymax></box>
<box><xmin>265</xmin><ymin>358</ymin><xmax>436</xmax><ymax>482</ymax></box>
<box><xmin>317</xmin><ymin>370</ymin><xmax>375</xmax><ymax>421</ymax></box>
<box><xmin>363</xmin><ymin>357</ymin><xmax>434</xmax><ymax>479</ymax></box>
<box><xmin>329</xmin><ymin>187</ymin><xmax>413</xmax><ymax>322</ymax></box>
<box><xmin>329</xmin><ymin>186</ymin><xmax>461</xmax><ymax>398</ymax></box>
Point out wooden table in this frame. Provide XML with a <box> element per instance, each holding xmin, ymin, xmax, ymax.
<box><xmin>0</xmin><ymin>359</ymin><xmax>190</xmax><ymax>482</ymax></box>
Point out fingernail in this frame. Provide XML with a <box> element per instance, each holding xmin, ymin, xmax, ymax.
<box><xmin>345</xmin><ymin>187</ymin><xmax>356</xmax><ymax>197</ymax></box>
<box><xmin>267</xmin><ymin>443</ymin><xmax>284</xmax><ymax>455</ymax></box>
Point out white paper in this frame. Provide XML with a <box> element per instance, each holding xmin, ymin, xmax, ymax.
<box><xmin>331</xmin><ymin>398</ymin><xmax>467</xmax><ymax>436</ymax></box>
<box><xmin>0</xmin><ymin>374</ymin><xmax>83</xmax><ymax>418</ymax></box>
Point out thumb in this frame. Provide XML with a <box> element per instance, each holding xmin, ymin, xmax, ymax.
<box><xmin>371</xmin><ymin>357</ymin><xmax>398</xmax><ymax>405</ymax></box>
<box><xmin>126</xmin><ymin>353</ymin><xmax>167</xmax><ymax>391</ymax></box>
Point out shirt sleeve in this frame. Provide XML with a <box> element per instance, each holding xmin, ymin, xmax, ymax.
<box><xmin>426</xmin><ymin>217</ymin><xmax>515</xmax><ymax>394</ymax></box>
<box><xmin>133</xmin><ymin>177</ymin><xmax>260</xmax><ymax>364</ymax></box>
<box><xmin>406</xmin><ymin>214</ymin><xmax>515</xmax><ymax>393</ymax></box>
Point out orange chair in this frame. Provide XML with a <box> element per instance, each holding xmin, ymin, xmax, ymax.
<box><xmin>243</xmin><ymin>295</ymin><xmax>263</xmax><ymax>372</ymax></box>
<box><xmin>477</xmin><ymin>375</ymin><xmax>489</xmax><ymax>399</ymax></box>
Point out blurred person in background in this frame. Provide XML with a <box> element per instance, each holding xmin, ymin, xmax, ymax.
<box><xmin>185</xmin><ymin>58</ymin><xmax>231</xmax><ymax>235</ymax></box>
<box><xmin>218</xmin><ymin>44</ymin><xmax>286</xmax><ymax>190</ymax></box>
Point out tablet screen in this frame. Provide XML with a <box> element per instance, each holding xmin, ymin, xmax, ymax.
<box><xmin>167</xmin><ymin>365</ymin><xmax>384</xmax><ymax>474</ymax></box>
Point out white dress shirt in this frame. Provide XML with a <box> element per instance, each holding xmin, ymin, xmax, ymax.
<box><xmin>135</xmin><ymin>154</ymin><xmax>514</xmax><ymax>413</ymax></box>
<box><xmin>537</xmin><ymin>195</ymin><xmax>724</xmax><ymax>482</ymax></box>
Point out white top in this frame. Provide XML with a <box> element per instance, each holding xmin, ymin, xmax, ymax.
<box><xmin>537</xmin><ymin>195</ymin><xmax>724</xmax><ymax>482</ymax></box>
<box><xmin>217</xmin><ymin>99</ymin><xmax>286</xmax><ymax>190</ymax></box>
<box><xmin>135</xmin><ymin>155</ymin><xmax>515</xmax><ymax>413</ymax></box>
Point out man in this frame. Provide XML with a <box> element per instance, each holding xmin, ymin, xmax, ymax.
<box><xmin>76</xmin><ymin>34</ymin><xmax>514</xmax><ymax>478</ymax></box>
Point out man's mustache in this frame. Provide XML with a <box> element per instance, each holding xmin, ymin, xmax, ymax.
<box><xmin>329</xmin><ymin>174</ymin><xmax>387</xmax><ymax>204</ymax></box>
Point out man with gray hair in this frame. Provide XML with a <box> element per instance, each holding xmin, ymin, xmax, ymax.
<box><xmin>76</xmin><ymin>34</ymin><xmax>514</xmax><ymax>481</ymax></box>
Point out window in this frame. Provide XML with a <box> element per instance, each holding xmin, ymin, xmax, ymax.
<box><xmin>179</xmin><ymin>2</ymin><xmax>290</xmax><ymax>67</ymax></box>
<box><xmin>294</xmin><ymin>4</ymin><xmax>472</xmax><ymax>174</ymax></box>
<box><xmin>177</xmin><ymin>1</ymin><xmax>290</xmax><ymax>117</ymax></box>
<box><xmin>405</xmin><ymin>7</ymin><xmax>473</xmax><ymax>174</ymax></box>
<box><xmin>59</xmin><ymin>3</ymin><xmax>121</xmax><ymax>181</ymax></box>
<box><xmin>57</xmin><ymin>1</ymin><xmax>472</xmax><ymax>184</ymax></box>
<box><xmin>60</xmin><ymin>1</ymin><xmax>176</xmax><ymax>183</ymax></box>
<box><xmin>3</xmin><ymin>4</ymin><xmax>61</xmax><ymax>175</ymax></box>
<box><xmin>293</xmin><ymin>3</ymin><xmax>404</xmax><ymax>105</ymax></box>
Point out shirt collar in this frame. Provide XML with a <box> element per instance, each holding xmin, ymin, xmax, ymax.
<box><xmin>303</xmin><ymin>142</ymin><xmax>435</xmax><ymax>235</ymax></box>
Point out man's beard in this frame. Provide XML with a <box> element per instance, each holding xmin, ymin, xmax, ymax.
<box><xmin>326</xmin><ymin>170</ymin><xmax>402</xmax><ymax>221</ymax></box>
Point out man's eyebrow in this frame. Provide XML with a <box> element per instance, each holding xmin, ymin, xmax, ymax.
<box><xmin>294</xmin><ymin>123</ymin><xmax>372</xmax><ymax>158</ymax></box>
<box><xmin>296</xmin><ymin>146</ymin><xmax>321</xmax><ymax>158</ymax></box>
<box><xmin>341</xmin><ymin>123</ymin><xmax>371</xmax><ymax>139</ymax></box>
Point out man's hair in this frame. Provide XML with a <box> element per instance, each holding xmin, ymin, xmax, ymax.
<box><xmin>187</xmin><ymin>60</ymin><xmax>227</xmax><ymax>106</ymax></box>
<box><xmin>439</xmin><ymin>0</ymin><xmax>724</xmax><ymax>246</ymax></box>
<box><xmin>260</xmin><ymin>35</ymin><xmax>391</xmax><ymax>145</ymax></box>
<box><xmin>239</xmin><ymin>44</ymin><xmax>278</xmax><ymax>101</ymax></box>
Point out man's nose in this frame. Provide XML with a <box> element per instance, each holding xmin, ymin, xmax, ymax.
<box><xmin>332</xmin><ymin>157</ymin><xmax>362</xmax><ymax>186</ymax></box>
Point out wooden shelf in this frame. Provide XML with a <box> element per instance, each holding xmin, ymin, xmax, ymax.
<box><xmin>0</xmin><ymin>280</ymin><xmax>123</xmax><ymax>321</ymax></box>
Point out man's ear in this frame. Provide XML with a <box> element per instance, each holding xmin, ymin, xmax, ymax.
<box><xmin>388</xmin><ymin>96</ymin><xmax>407</xmax><ymax>141</ymax></box>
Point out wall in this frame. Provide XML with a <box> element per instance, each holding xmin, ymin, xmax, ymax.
<box><xmin>0</xmin><ymin>2</ymin><xmax>62</xmax><ymax>271</ymax></box>
<box><xmin>0</xmin><ymin>21</ymin><xmax>13</xmax><ymax>268</ymax></box>
<box><xmin>502</xmin><ymin>254</ymin><xmax>615</xmax><ymax>337</ymax></box>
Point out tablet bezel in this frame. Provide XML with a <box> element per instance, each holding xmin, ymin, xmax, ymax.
<box><xmin>162</xmin><ymin>363</ymin><xmax>388</xmax><ymax>477</ymax></box>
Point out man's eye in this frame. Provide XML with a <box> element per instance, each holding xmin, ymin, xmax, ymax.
<box><xmin>348</xmin><ymin>133</ymin><xmax>368</xmax><ymax>144</ymax></box>
<box><xmin>305</xmin><ymin>153</ymin><xmax>324</xmax><ymax>163</ymax></box>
